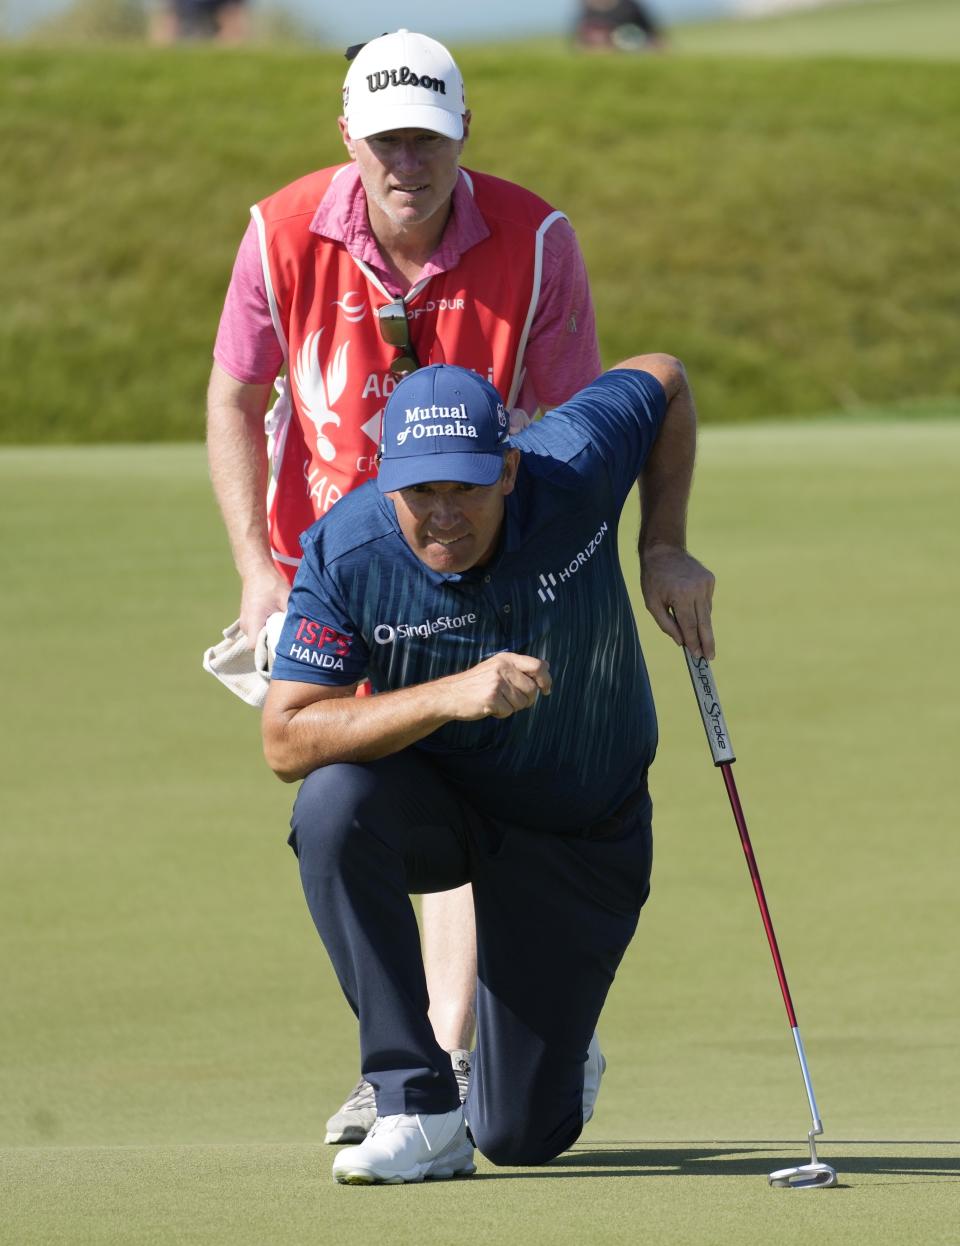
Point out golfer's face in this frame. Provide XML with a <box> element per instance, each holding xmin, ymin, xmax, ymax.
<box><xmin>388</xmin><ymin>454</ymin><xmax>519</xmax><ymax>574</ymax></box>
<box><xmin>341</xmin><ymin>123</ymin><xmax>468</xmax><ymax>231</ymax></box>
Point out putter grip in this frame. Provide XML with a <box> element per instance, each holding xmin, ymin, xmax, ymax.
<box><xmin>683</xmin><ymin>648</ymin><xmax>736</xmax><ymax>766</ymax></box>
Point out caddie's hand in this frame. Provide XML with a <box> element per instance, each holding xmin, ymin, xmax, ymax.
<box><xmin>240</xmin><ymin>567</ymin><xmax>290</xmax><ymax>650</ymax></box>
<box><xmin>641</xmin><ymin>544</ymin><xmax>716</xmax><ymax>660</ymax></box>
<box><xmin>442</xmin><ymin>652</ymin><xmax>552</xmax><ymax>722</ymax></box>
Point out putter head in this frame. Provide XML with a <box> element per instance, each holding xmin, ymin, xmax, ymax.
<box><xmin>769</xmin><ymin>1162</ymin><xmax>838</xmax><ymax>1189</ymax></box>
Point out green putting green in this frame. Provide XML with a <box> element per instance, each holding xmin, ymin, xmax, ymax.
<box><xmin>1</xmin><ymin>416</ymin><xmax>958</xmax><ymax>1243</ymax></box>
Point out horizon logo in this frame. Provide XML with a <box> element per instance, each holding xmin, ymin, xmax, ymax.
<box><xmin>535</xmin><ymin>521</ymin><xmax>610</xmax><ymax>604</ymax></box>
<box><xmin>538</xmin><ymin>573</ymin><xmax>557</xmax><ymax>603</ymax></box>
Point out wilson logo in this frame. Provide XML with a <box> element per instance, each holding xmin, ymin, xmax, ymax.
<box><xmin>366</xmin><ymin>67</ymin><xmax>446</xmax><ymax>95</ymax></box>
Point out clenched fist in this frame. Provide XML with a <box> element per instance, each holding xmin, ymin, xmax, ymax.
<box><xmin>438</xmin><ymin>652</ymin><xmax>552</xmax><ymax>722</ymax></box>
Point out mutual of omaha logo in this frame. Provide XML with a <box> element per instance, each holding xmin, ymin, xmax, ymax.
<box><xmin>536</xmin><ymin>522</ymin><xmax>609</xmax><ymax>604</ymax></box>
<box><xmin>374</xmin><ymin>612</ymin><xmax>477</xmax><ymax>645</ymax></box>
<box><xmin>394</xmin><ymin>402</ymin><xmax>477</xmax><ymax>447</ymax></box>
<box><xmin>366</xmin><ymin>67</ymin><xmax>446</xmax><ymax>95</ymax></box>
<box><xmin>287</xmin><ymin>617</ymin><xmax>352</xmax><ymax>671</ymax></box>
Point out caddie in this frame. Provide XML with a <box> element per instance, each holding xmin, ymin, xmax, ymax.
<box><xmin>206</xmin><ymin>28</ymin><xmax>601</xmax><ymax>1140</ymax></box>
<box><xmin>261</xmin><ymin>357</ymin><xmax>715</xmax><ymax>1183</ymax></box>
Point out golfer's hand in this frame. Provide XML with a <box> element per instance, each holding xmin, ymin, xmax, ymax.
<box><xmin>442</xmin><ymin>652</ymin><xmax>552</xmax><ymax>721</ymax></box>
<box><xmin>240</xmin><ymin>567</ymin><xmax>290</xmax><ymax>650</ymax></box>
<box><xmin>641</xmin><ymin>544</ymin><xmax>716</xmax><ymax>660</ymax></box>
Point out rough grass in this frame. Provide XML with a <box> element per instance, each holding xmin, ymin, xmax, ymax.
<box><xmin>1</xmin><ymin>28</ymin><xmax>958</xmax><ymax>442</ymax></box>
<box><xmin>1</xmin><ymin>414</ymin><xmax>958</xmax><ymax>1242</ymax></box>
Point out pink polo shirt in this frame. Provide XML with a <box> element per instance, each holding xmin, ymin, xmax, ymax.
<box><xmin>214</xmin><ymin>165</ymin><xmax>600</xmax><ymax>416</ymax></box>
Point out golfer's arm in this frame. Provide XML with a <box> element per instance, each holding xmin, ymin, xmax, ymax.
<box><xmin>621</xmin><ymin>354</ymin><xmax>697</xmax><ymax>557</ymax></box>
<box><xmin>206</xmin><ymin>362</ymin><xmax>276</xmax><ymax>581</ymax></box>
<box><xmin>262</xmin><ymin>678</ymin><xmax>456</xmax><ymax>782</ymax></box>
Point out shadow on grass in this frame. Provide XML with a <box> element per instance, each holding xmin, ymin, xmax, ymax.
<box><xmin>473</xmin><ymin>1142</ymin><xmax>960</xmax><ymax>1183</ymax></box>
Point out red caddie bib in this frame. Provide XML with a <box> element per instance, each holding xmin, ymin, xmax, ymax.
<box><xmin>251</xmin><ymin>165</ymin><xmax>566</xmax><ymax>578</ymax></box>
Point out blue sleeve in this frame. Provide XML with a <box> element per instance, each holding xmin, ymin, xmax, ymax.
<box><xmin>544</xmin><ymin>370</ymin><xmax>667</xmax><ymax>506</ymax></box>
<box><xmin>270</xmin><ymin>543</ymin><xmax>370</xmax><ymax>687</ymax></box>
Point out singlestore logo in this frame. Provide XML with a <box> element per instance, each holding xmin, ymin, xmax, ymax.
<box><xmin>374</xmin><ymin>612</ymin><xmax>477</xmax><ymax>645</ymax></box>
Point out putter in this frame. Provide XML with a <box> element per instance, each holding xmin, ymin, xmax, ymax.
<box><xmin>683</xmin><ymin>647</ymin><xmax>838</xmax><ymax>1190</ymax></box>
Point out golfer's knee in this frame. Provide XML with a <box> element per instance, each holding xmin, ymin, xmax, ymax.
<box><xmin>470</xmin><ymin>1115</ymin><xmax>581</xmax><ymax>1168</ymax></box>
<box><xmin>290</xmin><ymin>763</ymin><xmax>379</xmax><ymax>867</ymax></box>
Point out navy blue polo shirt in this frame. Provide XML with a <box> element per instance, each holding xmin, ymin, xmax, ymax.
<box><xmin>272</xmin><ymin>369</ymin><xmax>667</xmax><ymax>832</ymax></box>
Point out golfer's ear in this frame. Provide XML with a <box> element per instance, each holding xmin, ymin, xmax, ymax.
<box><xmin>461</xmin><ymin>110</ymin><xmax>472</xmax><ymax>143</ymax></box>
<box><xmin>338</xmin><ymin>117</ymin><xmax>356</xmax><ymax>159</ymax></box>
<box><xmin>501</xmin><ymin>449</ymin><xmax>520</xmax><ymax>494</ymax></box>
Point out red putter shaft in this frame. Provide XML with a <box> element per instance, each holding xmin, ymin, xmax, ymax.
<box><xmin>719</xmin><ymin>761</ymin><xmax>798</xmax><ymax>1030</ymax></box>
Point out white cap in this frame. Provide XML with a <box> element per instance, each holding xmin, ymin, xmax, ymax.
<box><xmin>342</xmin><ymin>29</ymin><xmax>466</xmax><ymax>141</ymax></box>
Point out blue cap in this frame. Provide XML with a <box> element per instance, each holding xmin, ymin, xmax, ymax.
<box><xmin>377</xmin><ymin>365</ymin><xmax>510</xmax><ymax>493</ymax></box>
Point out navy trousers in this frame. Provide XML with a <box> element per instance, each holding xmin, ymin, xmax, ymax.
<box><xmin>290</xmin><ymin>750</ymin><xmax>653</xmax><ymax>1166</ymax></box>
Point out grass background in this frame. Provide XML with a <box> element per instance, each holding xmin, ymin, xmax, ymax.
<box><xmin>2</xmin><ymin>420</ymin><xmax>958</xmax><ymax>1244</ymax></box>
<box><xmin>674</xmin><ymin>0</ymin><xmax>960</xmax><ymax>57</ymax></box>
<box><xmin>2</xmin><ymin>0</ymin><xmax>958</xmax><ymax>1241</ymax></box>
<box><xmin>1</xmin><ymin>0</ymin><xmax>960</xmax><ymax>440</ymax></box>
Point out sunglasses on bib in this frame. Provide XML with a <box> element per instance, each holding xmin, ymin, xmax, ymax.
<box><xmin>377</xmin><ymin>299</ymin><xmax>422</xmax><ymax>376</ymax></box>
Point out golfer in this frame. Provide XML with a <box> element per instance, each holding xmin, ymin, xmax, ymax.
<box><xmin>206</xmin><ymin>28</ymin><xmax>600</xmax><ymax>1139</ymax></box>
<box><xmin>262</xmin><ymin>356</ymin><xmax>715</xmax><ymax>1182</ymax></box>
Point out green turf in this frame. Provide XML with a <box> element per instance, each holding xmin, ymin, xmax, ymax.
<box><xmin>675</xmin><ymin>0</ymin><xmax>960</xmax><ymax>58</ymax></box>
<box><xmin>1</xmin><ymin>33</ymin><xmax>959</xmax><ymax>441</ymax></box>
<box><xmin>4</xmin><ymin>1143</ymin><xmax>958</xmax><ymax>1246</ymax></box>
<box><xmin>1</xmin><ymin>412</ymin><xmax>957</xmax><ymax>1242</ymax></box>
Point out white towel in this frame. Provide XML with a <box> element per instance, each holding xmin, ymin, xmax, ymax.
<box><xmin>202</xmin><ymin>613</ymin><xmax>286</xmax><ymax>709</ymax></box>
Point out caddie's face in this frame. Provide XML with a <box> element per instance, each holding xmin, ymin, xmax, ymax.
<box><xmin>338</xmin><ymin>117</ymin><xmax>470</xmax><ymax>233</ymax></box>
<box><xmin>387</xmin><ymin>451</ymin><xmax>520</xmax><ymax>574</ymax></box>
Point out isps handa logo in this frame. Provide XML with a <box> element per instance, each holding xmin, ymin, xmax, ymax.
<box><xmin>287</xmin><ymin>618</ymin><xmax>352</xmax><ymax>672</ymax></box>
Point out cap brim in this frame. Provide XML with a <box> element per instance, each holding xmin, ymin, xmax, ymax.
<box><xmin>377</xmin><ymin>451</ymin><xmax>504</xmax><ymax>493</ymax></box>
<box><xmin>348</xmin><ymin>104</ymin><xmax>464</xmax><ymax>141</ymax></box>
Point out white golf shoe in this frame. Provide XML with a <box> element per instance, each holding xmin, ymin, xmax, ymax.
<box><xmin>332</xmin><ymin>1107</ymin><xmax>476</xmax><ymax>1185</ymax></box>
<box><xmin>582</xmin><ymin>1032</ymin><xmax>606</xmax><ymax>1124</ymax></box>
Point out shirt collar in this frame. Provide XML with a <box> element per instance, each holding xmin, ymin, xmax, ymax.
<box><xmin>309</xmin><ymin>166</ymin><xmax>490</xmax><ymax>292</ymax></box>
